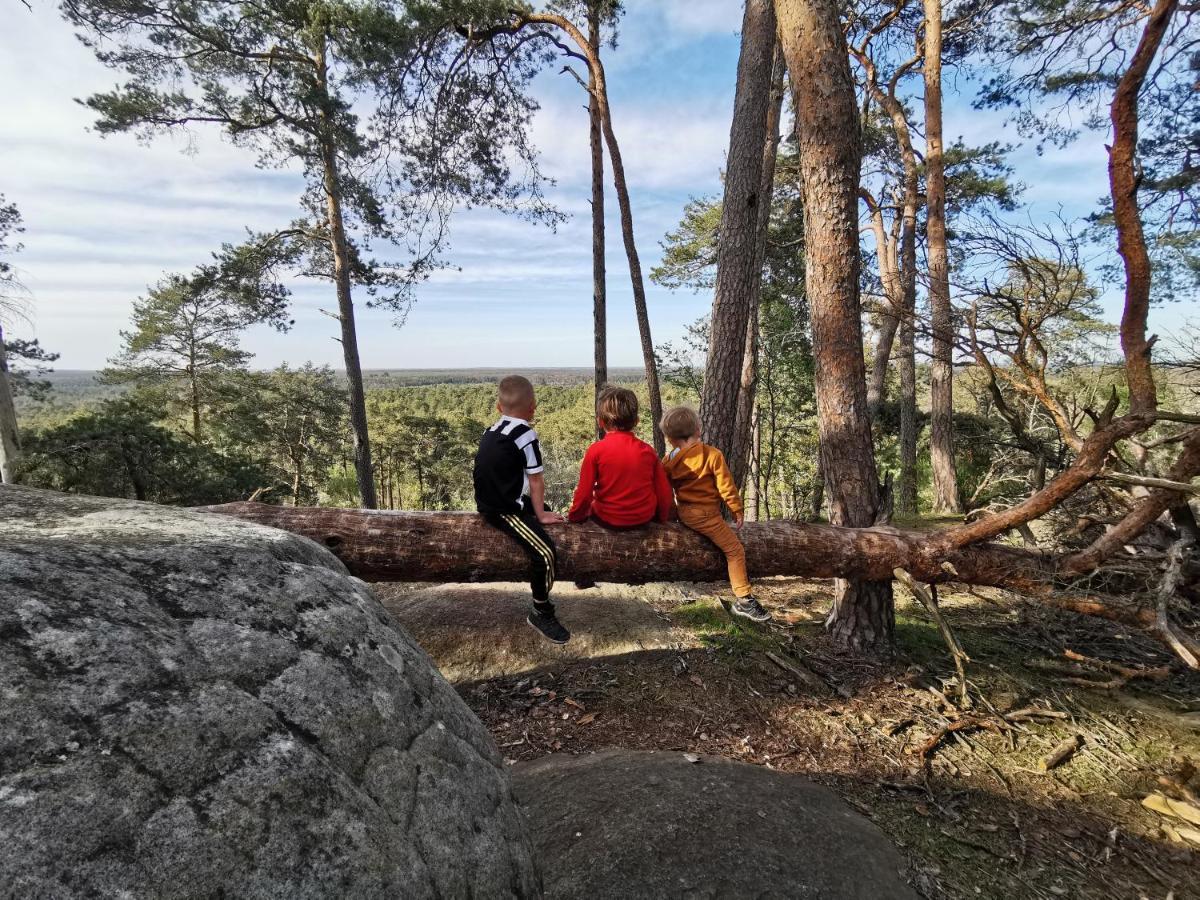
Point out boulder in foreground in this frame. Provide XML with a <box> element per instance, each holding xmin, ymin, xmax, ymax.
<box><xmin>513</xmin><ymin>749</ymin><xmax>918</xmax><ymax>900</ymax></box>
<box><xmin>0</xmin><ymin>486</ymin><xmax>540</xmax><ymax>899</ymax></box>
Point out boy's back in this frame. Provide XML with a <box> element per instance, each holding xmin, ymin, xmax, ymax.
<box><xmin>474</xmin><ymin>416</ymin><xmax>542</xmax><ymax>515</ymax></box>
<box><xmin>663</xmin><ymin>441</ymin><xmax>739</xmax><ymax>512</ymax></box>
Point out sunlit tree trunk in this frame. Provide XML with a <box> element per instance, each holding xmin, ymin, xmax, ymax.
<box><xmin>897</xmin><ymin>195</ymin><xmax>918</xmax><ymax>516</ymax></box>
<box><xmin>316</xmin><ymin>33</ymin><xmax>376</xmax><ymax>508</ymax></box>
<box><xmin>588</xmin><ymin>4</ymin><xmax>607</xmax><ymax>438</ymax></box>
<box><xmin>776</xmin><ymin>0</ymin><xmax>894</xmax><ymax>651</ymax></box>
<box><xmin>1111</xmin><ymin>0</ymin><xmax>1176</xmax><ymax>416</ymax></box>
<box><xmin>0</xmin><ymin>325</ymin><xmax>20</xmax><ymax>484</ymax></box>
<box><xmin>924</xmin><ymin>0</ymin><xmax>962</xmax><ymax>513</ymax></box>
<box><xmin>701</xmin><ymin>0</ymin><xmax>778</xmax><ymax>472</ymax></box>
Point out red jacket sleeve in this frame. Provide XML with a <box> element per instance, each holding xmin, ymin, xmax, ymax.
<box><xmin>652</xmin><ymin>454</ymin><xmax>676</xmax><ymax>523</ymax></box>
<box><xmin>568</xmin><ymin>443</ymin><xmax>599</xmax><ymax>522</ymax></box>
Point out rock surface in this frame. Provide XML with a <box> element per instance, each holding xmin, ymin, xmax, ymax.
<box><xmin>0</xmin><ymin>486</ymin><xmax>540</xmax><ymax>899</ymax></box>
<box><xmin>513</xmin><ymin>750</ymin><xmax>918</xmax><ymax>900</ymax></box>
<box><xmin>375</xmin><ymin>582</ymin><xmax>699</xmax><ymax>683</ymax></box>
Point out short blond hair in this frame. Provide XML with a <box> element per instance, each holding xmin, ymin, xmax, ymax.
<box><xmin>660</xmin><ymin>405</ymin><xmax>701</xmax><ymax>440</ymax></box>
<box><xmin>597</xmin><ymin>384</ymin><xmax>638</xmax><ymax>431</ymax></box>
<box><xmin>498</xmin><ymin>375</ymin><xmax>535</xmax><ymax>414</ymax></box>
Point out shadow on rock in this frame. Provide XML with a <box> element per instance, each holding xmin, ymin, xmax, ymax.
<box><xmin>513</xmin><ymin>749</ymin><xmax>919</xmax><ymax>900</ymax></box>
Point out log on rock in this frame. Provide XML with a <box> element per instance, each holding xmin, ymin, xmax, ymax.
<box><xmin>196</xmin><ymin>503</ymin><xmax>1164</xmax><ymax>627</ymax></box>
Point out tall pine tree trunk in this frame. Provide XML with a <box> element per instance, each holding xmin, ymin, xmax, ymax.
<box><xmin>732</xmin><ymin>42</ymin><xmax>787</xmax><ymax>489</ymax></box>
<box><xmin>924</xmin><ymin>0</ymin><xmax>962</xmax><ymax>513</ymax></box>
<box><xmin>700</xmin><ymin>0</ymin><xmax>777</xmax><ymax>470</ymax></box>
<box><xmin>316</xmin><ymin>35</ymin><xmax>376</xmax><ymax>508</ymax></box>
<box><xmin>776</xmin><ymin>0</ymin><xmax>894</xmax><ymax>652</ymax></box>
<box><xmin>0</xmin><ymin>325</ymin><xmax>20</xmax><ymax>484</ymax></box>
<box><xmin>897</xmin><ymin>199</ymin><xmax>918</xmax><ymax>516</ymax></box>
<box><xmin>588</xmin><ymin>4</ymin><xmax>607</xmax><ymax>437</ymax></box>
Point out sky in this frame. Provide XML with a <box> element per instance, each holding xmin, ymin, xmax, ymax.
<box><xmin>0</xmin><ymin>1</ymin><xmax>1175</xmax><ymax>372</ymax></box>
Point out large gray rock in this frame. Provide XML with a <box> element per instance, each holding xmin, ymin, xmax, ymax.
<box><xmin>513</xmin><ymin>750</ymin><xmax>918</xmax><ymax>900</ymax></box>
<box><xmin>0</xmin><ymin>486</ymin><xmax>540</xmax><ymax>898</ymax></box>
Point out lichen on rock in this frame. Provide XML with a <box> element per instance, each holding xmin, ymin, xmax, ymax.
<box><xmin>0</xmin><ymin>485</ymin><xmax>540</xmax><ymax>898</ymax></box>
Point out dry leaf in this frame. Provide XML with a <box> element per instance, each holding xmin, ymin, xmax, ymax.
<box><xmin>689</xmin><ymin>675</ymin><xmax>705</xmax><ymax>688</ymax></box>
<box><xmin>564</xmin><ymin>698</ymin><xmax>585</xmax><ymax>710</ymax></box>
<box><xmin>577</xmin><ymin>712</ymin><xmax>597</xmax><ymax>725</ymax></box>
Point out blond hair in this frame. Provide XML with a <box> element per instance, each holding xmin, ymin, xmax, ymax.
<box><xmin>596</xmin><ymin>384</ymin><xmax>639</xmax><ymax>431</ymax></box>
<box><xmin>497</xmin><ymin>375</ymin><xmax>535</xmax><ymax>414</ymax></box>
<box><xmin>660</xmin><ymin>405</ymin><xmax>701</xmax><ymax>440</ymax></box>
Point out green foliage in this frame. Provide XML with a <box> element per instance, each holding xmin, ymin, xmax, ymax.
<box><xmin>216</xmin><ymin>365</ymin><xmax>349</xmax><ymax>505</ymax></box>
<box><xmin>62</xmin><ymin>0</ymin><xmax>559</xmax><ymax>319</ymax></box>
<box><xmin>103</xmin><ymin>260</ymin><xmax>293</xmax><ymax>439</ymax></box>
<box><xmin>20</xmin><ymin>395</ymin><xmax>265</xmax><ymax>504</ymax></box>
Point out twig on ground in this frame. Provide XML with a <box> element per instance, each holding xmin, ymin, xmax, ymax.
<box><xmin>1155</xmin><ymin>541</ymin><xmax>1200</xmax><ymax>669</ymax></box>
<box><xmin>764</xmin><ymin>651</ymin><xmax>831</xmax><ymax>696</ymax></box>
<box><xmin>1039</xmin><ymin>734</ymin><xmax>1082</xmax><ymax>772</ymax></box>
<box><xmin>895</xmin><ymin>568</ymin><xmax>971</xmax><ymax>706</ymax></box>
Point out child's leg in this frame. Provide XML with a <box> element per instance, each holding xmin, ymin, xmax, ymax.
<box><xmin>678</xmin><ymin>507</ymin><xmax>752</xmax><ymax>598</ymax></box>
<box><xmin>491</xmin><ymin>512</ymin><xmax>558</xmax><ymax>606</ymax></box>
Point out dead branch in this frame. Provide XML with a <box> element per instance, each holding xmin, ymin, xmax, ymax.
<box><xmin>895</xmin><ymin>567</ymin><xmax>971</xmax><ymax>706</ymax></box>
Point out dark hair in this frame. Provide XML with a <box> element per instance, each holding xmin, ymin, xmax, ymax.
<box><xmin>596</xmin><ymin>385</ymin><xmax>638</xmax><ymax>431</ymax></box>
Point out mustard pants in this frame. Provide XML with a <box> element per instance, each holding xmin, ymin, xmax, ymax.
<box><xmin>678</xmin><ymin>504</ymin><xmax>752</xmax><ymax>598</ymax></box>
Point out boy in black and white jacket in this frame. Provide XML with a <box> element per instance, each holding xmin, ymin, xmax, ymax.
<box><xmin>473</xmin><ymin>375</ymin><xmax>570</xmax><ymax>644</ymax></box>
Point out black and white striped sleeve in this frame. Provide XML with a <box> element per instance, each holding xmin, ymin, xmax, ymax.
<box><xmin>513</xmin><ymin>427</ymin><xmax>544</xmax><ymax>474</ymax></box>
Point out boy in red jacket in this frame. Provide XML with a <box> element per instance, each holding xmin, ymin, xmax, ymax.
<box><xmin>568</xmin><ymin>385</ymin><xmax>675</xmax><ymax>528</ymax></box>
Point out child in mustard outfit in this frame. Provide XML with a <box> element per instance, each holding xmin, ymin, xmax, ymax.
<box><xmin>660</xmin><ymin>405</ymin><xmax>771</xmax><ymax>622</ymax></box>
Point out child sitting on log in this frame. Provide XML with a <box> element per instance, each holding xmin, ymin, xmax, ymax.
<box><xmin>567</xmin><ymin>385</ymin><xmax>675</xmax><ymax>529</ymax></box>
<box><xmin>473</xmin><ymin>375</ymin><xmax>570</xmax><ymax>644</ymax></box>
<box><xmin>660</xmin><ymin>405</ymin><xmax>770</xmax><ymax>623</ymax></box>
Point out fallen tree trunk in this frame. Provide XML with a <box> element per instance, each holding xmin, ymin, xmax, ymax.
<box><xmin>197</xmin><ymin>503</ymin><xmax>1185</xmax><ymax>630</ymax></box>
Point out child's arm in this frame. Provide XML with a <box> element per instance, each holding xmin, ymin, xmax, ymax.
<box><xmin>528</xmin><ymin>473</ymin><xmax>564</xmax><ymax>524</ymax></box>
<box><xmin>653</xmin><ymin>458</ymin><xmax>676</xmax><ymax>523</ymax></box>
<box><xmin>566</xmin><ymin>444</ymin><xmax>598</xmax><ymax>522</ymax></box>
<box><xmin>712</xmin><ymin>450</ymin><xmax>745</xmax><ymax>527</ymax></box>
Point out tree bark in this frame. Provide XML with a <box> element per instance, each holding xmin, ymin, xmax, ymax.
<box><xmin>862</xmin><ymin>191</ymin><xmax>901</xmax><ymax>421</ymax></box>
<box><xmin>0</xmin><ymin>325</ymin><xmax>21</xmax><ymax>484</ymax></box>
<box><xmin>897</xmin><ymin>191</ymin><xmax>918</xmax><ymax>516</ymax></box>
<box><xmin>588</xmin><ymin>4</ymin><xmax>607</xmax><ymax>439</ymax></box>
<box><xmin>897</xmin><ymin>292</ymin><xmax>918</xmax><ymax>515</ymax></box>
<box><xmin>198</xmin><ymin>502</ymin><xmax>1187</xmax><ymax>633</ymax></box>
<box><xmin>776</xmin><ymin>0</ymin><xmax>894</xmax><ymax>652</ymax></box>
<box><xmin>731</xmin><ymin>42</ymin><xmax>787</xmax><ymax>489</ymax></box>
<box><xmin>316</xmin><ymin>35</ymin><xmax>376</xmax><ymax>509</ymax></box>
<box><xmin>924</xmin><ymin>0</ymin><xmax>962</xmax><ymax>514</ymax></box>
<box><xmin>700</xmin><ymin>0</ymin><xmax>778</xmax><ymax>472</ymax></box>
<box><xmin>1110</xmin><ymin>0</ymin><xmax>1177</xmax><ymax>416</ymax></box>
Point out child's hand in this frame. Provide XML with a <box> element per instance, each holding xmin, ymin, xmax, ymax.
<box><xmin>537</xmin><ymin>509</ymin><xmax>566</xmax><ymax>525</ymax></box>
<box><xmin>733</xmin><ymin>511</ymin><xmax>744</xmax><ymax>529</ymax></box>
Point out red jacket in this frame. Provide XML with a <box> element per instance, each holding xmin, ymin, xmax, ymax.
<box><xmin>568</xmin><ymin>430</ymin><xmax>675</xmax><ymax>526</ymax></box>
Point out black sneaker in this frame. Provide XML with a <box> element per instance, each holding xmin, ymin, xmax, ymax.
<box><xmin>573</xmin><ymin>579</ymin><xmax>597</xmax><ymax>590</ymax></box>
<box><xmin>731</xmin><ymin>596</ymin><xmax>771</xmax><ymax>623</ymax></box>
<box><xmin>527</xmin><ymin>608</ymin><xmax>571</xmax><ymax>644</ymax></box>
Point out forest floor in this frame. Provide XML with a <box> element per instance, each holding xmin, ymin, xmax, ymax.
<box><xmin>397</xmin><ymin>575</ymin><xmax>1200</xmax><ymax>900</ymax></box>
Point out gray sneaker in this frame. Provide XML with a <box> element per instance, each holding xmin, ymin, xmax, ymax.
<box><xmin>731</xmin><ymin>596</ymin><xmax>771</xmax><ymax>623</ymax></box>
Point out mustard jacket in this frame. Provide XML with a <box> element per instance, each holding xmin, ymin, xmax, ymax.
<box><xmin>662</xmin><ymin>442</ymin><xmax>743</xmax><ymax>516</ymax></box>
